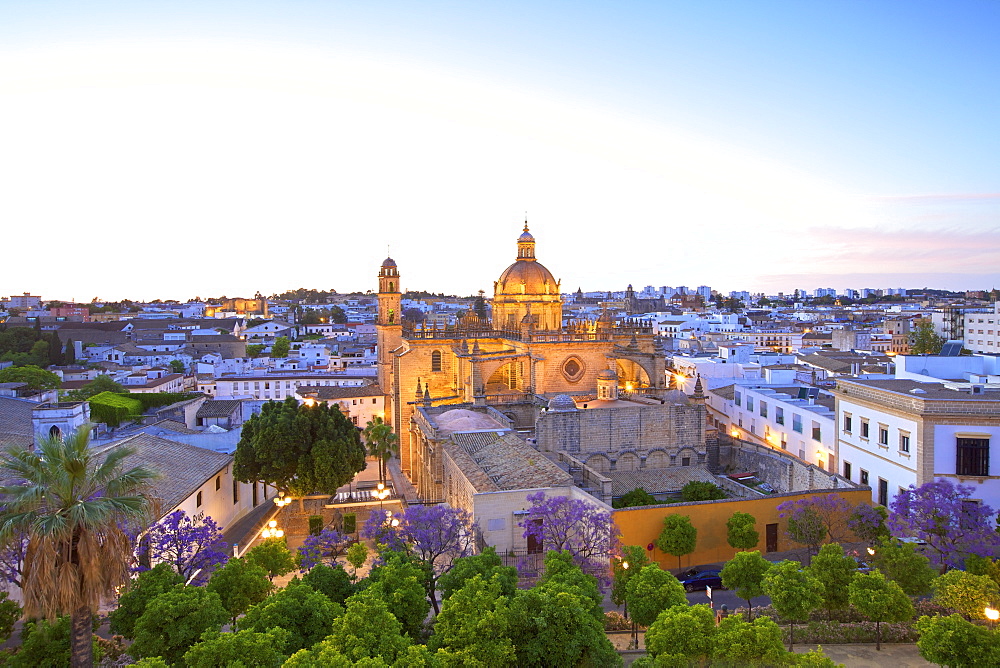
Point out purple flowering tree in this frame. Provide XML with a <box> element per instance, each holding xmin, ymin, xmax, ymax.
<box><xmin>297</xmin><ymin>527</ymin><xmax>352</xmax><ymax>572</ymax></box>
<box><xmin>359</xmin><ymin>508</ymin><xmax>407</xmax><ymax>553</ymax></box>
<box><xmin>889</xmin><ymin>479</ymin><xmax>1000</xmax><ymax>571</ymax></box>
<box><xmin>395</xmin><ymin>504</ymin><xmax>478</xmax><ymax>614</ymax></box>
<box><xmin>847</xmin><ymin>502</ymin><xmax>890</xmax><ymax>545</ymax></box>
<box><xmin>0</xmin><ymin>532</ymin><xmax>27</xmax><ymax>588</ymax></box>
<box><xmin>777</xmin><ymin>493</ymin><xmax>853</xmax><ymax>561</ymax></box>
<box><xmin>137</xmin><ymin>510</ymin><xmax>229</xmax><ymax>584</ymax></box>
<box><xmin>518</xmin><ymin>491</ymin><xmax>619</xmax><ymax>585</ymax></box>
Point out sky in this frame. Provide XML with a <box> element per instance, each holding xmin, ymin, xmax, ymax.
<box><xmin>1</xmin><ymin>1</ymin><xmax>998</xmax><ymax>302</ymax></box>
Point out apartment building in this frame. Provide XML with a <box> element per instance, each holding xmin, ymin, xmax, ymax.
<box><xmin>963</xmin><ymin>302</ymin><xmax>1000</xmax><ymax>355</ymax></box>
<box><xmin>833</xmin><ymin>378</ymin><xmax>1000</xmax><ymax>508</ymax></box>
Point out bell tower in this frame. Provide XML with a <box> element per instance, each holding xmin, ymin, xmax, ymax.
<box><xmin>376</xmin><ymin>257</ymin><xmax>402</xmax><ymax>429</ymax></box>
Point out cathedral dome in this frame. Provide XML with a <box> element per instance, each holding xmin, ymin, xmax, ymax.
<box><xmin>496</xmin><ymin>259</ymin><xmax>559</xmax><ymax>296</ymax></box>
<box><xmin>547</xmin><ymin>394</ymin><xmax>577</xmax><ymax>412</ymax></box>
<box><xmin>597</xmin><ymin>368</ymin><xmax>618</xmax><ymax>380</ymax></box>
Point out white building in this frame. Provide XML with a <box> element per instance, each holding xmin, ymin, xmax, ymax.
<box><xmin>963</xmin><ymin>302</ymin><xmax>1000</xmax><ymax>355</ymax></box>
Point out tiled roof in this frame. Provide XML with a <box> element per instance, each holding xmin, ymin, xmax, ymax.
<box><xmin>0</xmin><ymin>396</ymin><xmax>34</xmax><ymax>449</ymax></box>
<box><xmin>446</xmin><ymin>431</ymin><xmax>573</xmax><ymax>492</ymax></box>
<box><xmin>296</xmin><ymin>384</ymin><xmax>382</xmax><ymax>401</ymax></box>
<box><xmin>709</xmin><ymin>384</ymin><xmax>737</xmax><ymax>400</ymax></box>
<box><xmin>196</xmin><ymin>400</ymin><xmax>243</xmax><ymax>418</ymax></box>
<box><xmin>607</xmin><ymin>466</ymin><xmax>718</xmax><ymax>496</ymax></box>
<box><xmin>94</xmin><ymin>433</ymin><xmax>232</xmax><ymax>515</ymax></box>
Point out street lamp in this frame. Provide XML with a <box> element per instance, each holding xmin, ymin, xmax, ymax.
<box><xmin>273</xmin><ymin>492</ymin><xmax>292</xmax><ymax>507</ymax></box>
<box><xmin>985</xmin><ymin>607</ymin><xmax>999</xmax><ymax>629</ymax></box>
<box><xmin>374</xmin><ymin>482</ymin><xmax>391</xmax><ymax>510</ymax></box>
<box><xmin>260</xmin><ymin>519</ymin><xmax>284</xmax><ymax>539</ymax></box>
<box><xmin>866</xmin><ymin>547</ymin><xmax>876</xmax><ymax>556</ymax></box>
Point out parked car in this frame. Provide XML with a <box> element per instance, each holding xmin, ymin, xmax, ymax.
<box><xmin>678</xmin><ymin>569</ymin><xmax>724</xmax><ymax>592</ymax></box>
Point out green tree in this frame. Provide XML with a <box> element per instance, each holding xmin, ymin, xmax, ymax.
<box><xmin>655</xmin><ymin>514</ymin><xmax>697</xmax><ymax>570</ymax></box>
<box><xmin>0</xmin><ymin>424</ymin><xmax>158</xmax><ymax>668</ymax></box>
<box><xmin>362</xmin><ymin>555</ymin><xmax>431</xmax><ymax>638</ymax></box>
<box><xmin>867</xmin><ymin>538</ymin><xmax>936</xmax><ymax>596</ymax></box>
<box><xmin>346</xmin><ymin>542</ymin><xmax>368</xmax><ymax>581</ymax></box>
<box><xmin>428</xmin><ymin>574</ymin><xmax>516</xmax><ymax>667</ymax></box>
<box><xmin>644</xmin><ymin>603</ymin><xmax>715</xmax><ymax>665</ymax></box>
<box><xmin>720</xmin><ymin>550</ymin><xmax>771</xmax><ymax>620</ymax></box>
<box><xmin>614</xmin><ymin>487</ymin><xmax>659</xmax><ymax>508</ymax></box>
<box><xmin>183</xmin><ymin>627</ymin><xmax>290</xmax><ymax>668</ymax></box>
<box><xmin>0</xmin><ymin>591</ymin><xmax>21</xmax><ymax>644</ymax></box>
<box><xmin>29</xmin><ymin>339</ymin><xmax>49</xmax><ymax>367</ymax></box>
<box><xmin>65</xmin><ymin>374</ymin><xmax>127</xmax><ymax>400</ymax></box>
<box><xmin>0</xmin><ymin>364</ymin><xmax>60</xmax><ymax>390</ymax></box>
<box><xmin>726</xmin><ymin>511</ymin><xmax>760</xmax><ymax>551</ymax></box>
<box><xmin>915</xmin><ymin>613</ymin><xmax>1000</xmax><ymax>668</ymax></box>
<box><xmin>535</xmin><ymin>550</ymin><xmax>603</xmax><ymax>622</ymax></box>
<box><xmin>245</xmin><ymin>538</ymin><xmax>297</xmax><ymax>582</ymax></box>
<box><xmin>130</xmin><ymin>586</ymin><xmax>230</xmax><ymax>666</ymax></box>
<box><xmin>909</xmin><ymin>318</ymin><xmax>944</xmax><ymax>355</ymax></box>
<box><xmin>323</xmin><ymin>595</ymin><xmax>412</xmax><ymax>663</ymax></box>
<box><xmin>362</xmin><ymin>417</ymin><xmax>400</xmax><ymax>485</ymax></box>
<box><xmin>848</xmin><ymin>570</ymin><xmax>914</xmax><ymax>650</ymax></box>
<box><xmin>246</xmin><ymin>344</ymin><xmax>265</xmax><ymax>359</ymax></box>
<box><xmin>270</xmin><ymin>336</ymin><xmax>290</xmax><ymax>358</ymax></box>
<box><xmin>624</xmin><ymin>563</ymin><xmax>687</xmax><ymax>628</ymax></box>
<box><xmin>205</xmin><ymin>557</ymin><xmax>273</xmax><ymax>624</ymax></box>
<box><xmin>680</xmin><ymin>481</ymin><xmax>726</xmax><ymax>501</ymax></box>
<box><xmin>809</xmin><ymin>543</ymin><xmax>858</xmax><ymax>612</ymax></box>
<box><xmin>9</xmin><ymin>615</ymin><xmax>99</xmax><ymax>668</ymax></box>
<box><xmin>505</xmin><ymin>582</ymin><xmax>621</xmax><ymax>668</ymax></box>
<box><xmin>169</xmin><ymin>359</ymin><xmax>185</xmax><ymax>374</ymax></box>
<box><xmin>238</xmin><ymin>581</ymin><xmax>342</xmax><ymax>655</ymax></box>
<box><xmin>438</xmin><ymin>546</ymin><xmax>518</xmax><ymax>601</ymax></box>
<box><xmin>108</xmin><ymin>564</ymin><xmax>184</xmax><ymax>638</ymax></box>
<box><xmin>713</xmin><ymin>615</ymin><xmax>790</xmax><ymax>666</ymax></box>
<box><xmin>931</xmin><ymin>569</ymin><xmax>1000</xmax><ymax>619</ymax></box>
<box><xmin>763</xmin><ymin>560</ymin><xmax>824</xmax><ymax>650</ymax></box>
<box><xmin>234</xmin><ymin>397</ymin><xmax>366</xmax><ymax>502</ymax></box>
<box><xmin>610</xmin><ymin>544</ymin><xmax>650</xmax><ymax>616</ymax></box>
<box><xmin>965</xmin><ymin>555</ymin><xmax>1000</xmax><ymax>588</ymax></box>
<box><xmin>300</xmin><ymin>563</ymin><xmax>355</xmax><ymax>606</ymax></box>
<box><xmin>64</xmin><ymin>338</ymin><xmax>77</xmax><ymax>365</ymax></box>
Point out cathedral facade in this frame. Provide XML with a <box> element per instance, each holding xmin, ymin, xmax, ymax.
<box><xmin>377</xmin><ymin>224</ymin><xmax>691</xmax><ymax>501</ymax></box>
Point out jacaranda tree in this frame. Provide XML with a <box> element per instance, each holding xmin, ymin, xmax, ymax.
<box><xmin>137</xmin><ymin>510</ymin><xmax>228</xmax><ymax>584</ymax></box>
<box><xmin>395</xmin><ymin>504</ymin><xmax>478</xmax><ymax>614</ymax></box>
<box><xmin>519</xmin><ymin>491</ymin><xmax>618</xmax><ymax>583</ymax></box>
<box><xmin>889</xmin><ymin>479</ymin><xmax>1000</xmax><ymax>571</ymax></box>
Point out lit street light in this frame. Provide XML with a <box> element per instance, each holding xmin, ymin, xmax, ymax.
<box><xmin>260</xmin><ymin>519</ymin><xmax>284</xmax><ymax>539</ymax></box>
<box><xmin>985</xmin><ymin>607</ymin><xmax>999</xmax><ymax>629</ymax></box>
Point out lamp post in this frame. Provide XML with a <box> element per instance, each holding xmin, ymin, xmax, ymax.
<box><xmin>374</xmin><ymin>482</ymin><xmax>390</xmax><ymax>511</ymax></box>
<box><xmin>985</xmin><ymin>607</ymin><xmax>999</xmax><ymax>630</ymax></box>
<box><xmin>260</xmin><ymin>519</ymin><xmax>284</xmax><ymax>539</ymax></box>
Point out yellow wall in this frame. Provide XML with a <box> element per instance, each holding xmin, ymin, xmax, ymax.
<box><xmin>613</xmin><ymin>489</ymin><xmax>873</xmax><ymax>571</ymax></box>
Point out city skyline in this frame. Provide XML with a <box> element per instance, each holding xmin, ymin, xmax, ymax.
<box><xmin>2</xmin><ymin>1</ymin><xmax>998</xmax><ymax>301</ymax></box>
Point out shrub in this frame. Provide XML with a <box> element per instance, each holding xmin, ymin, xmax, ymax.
<box><xmin>680</xmin><ymin>480</ymin><xmax>726</xmax><ymax>501</ymax></box>
<box><xmin>308</xmin><ymin>515</ymin><xmax>324</xmax><ymax>536</ymax></box>
<box><xmin>342</xmin><ymin>513</ymin><xmax>357</xmax><ymax>534</ymax></box>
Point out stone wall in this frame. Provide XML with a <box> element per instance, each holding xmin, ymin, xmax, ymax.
<box><xmin>719</xmin><ymin>438</ymin><xmax>859</xmax><ymax>493</ymax></box>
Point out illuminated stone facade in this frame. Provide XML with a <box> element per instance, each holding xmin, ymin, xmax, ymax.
<box><xmin>377</xmin><ymin>224</ymin><xmax>687</xmax><ymax>501</ymax></box>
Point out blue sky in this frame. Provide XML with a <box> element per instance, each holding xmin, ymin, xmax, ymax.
<box><xmin>1</xmin><ymin>1</ymin><xmax>998</xmax><ymax>300</ymax></box>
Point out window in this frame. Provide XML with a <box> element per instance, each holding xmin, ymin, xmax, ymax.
<box><xmin>760</xmin><ymin>401</ymin><xmax>768</xmax><ymax>418</ymax></box>
<box><xmin>431</xmin><ymin>350</ymin><xmax>442</xmax><ymax>372</ymax></box>
<box><xmin>899</xmin><ymin>432</ymin><xmax>910</xmax><ymax>453</ymax></box>
<box><xmin>957</xmin><ymin>437</ymin><xmax>990</xmax><ymax>476</ymax></box>
<box><xmin>215</xmin><ymin>476</ymin><xmax>221</xmax><ymax>491</ymax></box>
<box><xmin>878</xmin><ymin>425</ymin><xmax>889</xmax><ymax>446</ymax></box>
<box><xmin>843</xmin><ymin>461</ymin><xmax>852</xmax><ymax>480</ymax></box>
<box><xmin>843</xmin><ymin>414</ymin><xmax>852</xmax><ymax>433</ymax></box>
<box><xmin>860</xmin><ymin>419</ymin><xmax>870</xmax><ymax>439</ymax></box>
<box><xmin>878</xmin><ymin>479</ymin><xmax>888</xmax><ymax>506</ymax></box>
<box><xmin>196</xmin><ymin>491</ymin><xmax>203</xmax><ymax>507</ymax></box>
<box><xmin>792</xmin><ymin>414</ymin><xmax>802</xmax><ymax>433</ymax></box>
<box><xmin>681</xmin><ymin>457</ymin><xmax>691</xmax><ymax>466</ymax></box>
<box><xmin>233</xmin><ymin>480</ymin><xmax>240</xmax><ymax>504</ymax></box>
<box><xmin>860</xmin><ymin>469</ymin><xmax>869</xmax><ymax>486</ymax></box>
<box><xmin>811</xmin><ymin>421</ymin><xmax>822</xmax><ymax>442</ymax></box>
<box><xmin>747</xmin><ymin>397</ymin><xmax>754</xmax><ymax>412</ymax></box>
<box><xmin>776</xmin><ymin>407</ymin><xmax>784</xmax><ymax>425</ymax></box>
<box><xmin>735</xmin><ymin>391</ymin><xmax>741</xmax><ymax>407</ymax></box>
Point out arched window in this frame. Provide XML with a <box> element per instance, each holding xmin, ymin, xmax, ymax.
<box><xmin>48</xmin><ymin>425</ymin><xmax>61</xmax><ymax>440</ymax></box>
<box><xmin>388</xmin><ymin>281</ymin><xmax>395</xmax><ymax>292</ymax></box>
<box><xmin>431</xmin><ymin>350</ymin><xmax>442</xmax><ymax>372</ymax></box>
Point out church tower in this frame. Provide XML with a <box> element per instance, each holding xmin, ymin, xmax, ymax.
<box><xmin>376</xmin><ymin>257</ymin><xmax>402</xmax><ymax>426</ymax></box>
<box><xmin>491</xmin><ymin>223</ymin><xmax>563</xmax><ymax>331</ymax></box>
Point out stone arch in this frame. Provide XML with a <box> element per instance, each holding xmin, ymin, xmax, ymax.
<box><xmin>48</xmin><ymin>425</ymin><xmax>61</xmax><ymax>440</ymax></box>
<box><xmin>586</xmin><ymin>453</ymin><xmax>611</xmax><ymax>473</ymax></box>
<box><xmin>614</xmin><ymin>358</ymin><xmax>651</xmax><ymax>389</ymax></box>
<box><xmin>646</xmin><ymin>449</ymin><xmax>669</xmax><ymax>468</ymax></box>
<box><xmin>486</xmin><ymin>360</ymin><xmax>524</xmax><ymax>393</ymax></box>
<box><xmin>616</xmin><ymin>451</ymin><xmax>641</xmax><ymax>472</ymax></box>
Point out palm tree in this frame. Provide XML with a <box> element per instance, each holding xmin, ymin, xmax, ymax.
<box><xmin>0</xmin><ymin>425</ymin><xmax>159</xmax><ymax>667</ymax></box>
<box><xmin>362</xmin><ymin>417</ymin><xmax>399</xmax><ymax>485</ymax></box>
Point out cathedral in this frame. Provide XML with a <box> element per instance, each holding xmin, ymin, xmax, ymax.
<box><xmin>376</xmin><ymin>224</ymin><xmax>708</xmax><ymax>504</ymax></box>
